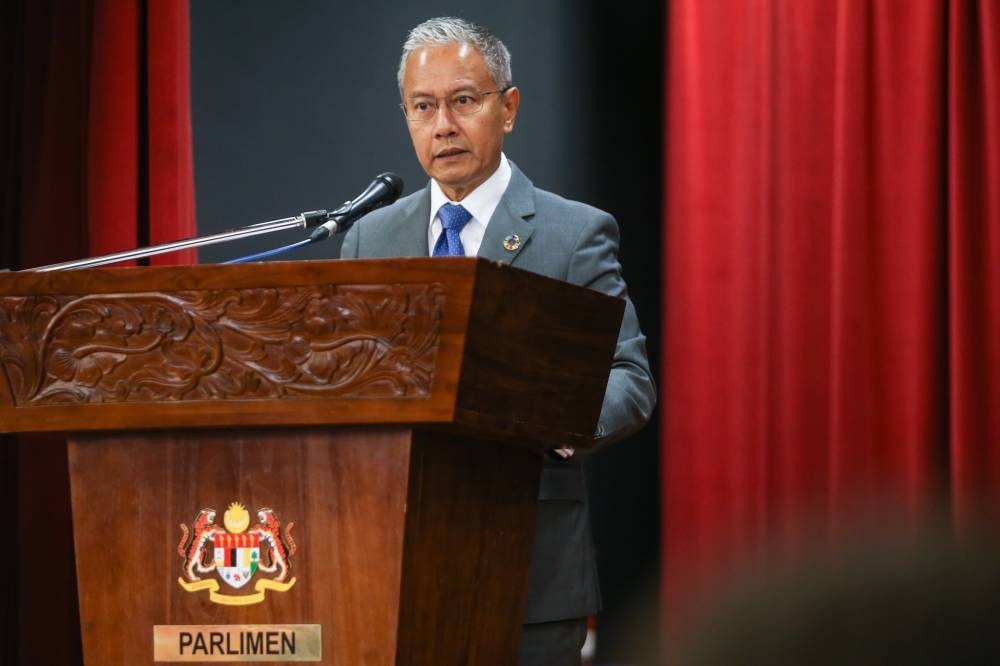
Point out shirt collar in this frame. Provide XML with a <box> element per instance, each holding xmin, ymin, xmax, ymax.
<box><xmin>429</xmin><ymin>153</ymin><xmax>512</xmax><ymax>226</ymax></box>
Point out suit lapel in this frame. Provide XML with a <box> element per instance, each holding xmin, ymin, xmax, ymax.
<box><xmin>384</xmin><ymin>184</ymin><xmax>431</xmax><ymax>257</ymax></box>
<box><xmin>478</xmin><ymin>163</ymin><xmax>535</xmax><ymax>264</ymax></box>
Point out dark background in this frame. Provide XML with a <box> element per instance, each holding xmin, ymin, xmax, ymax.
<box><xmin>191</xmin><ymin>2</ymin><xmax>662</xmax><ymax>663</ymax></box>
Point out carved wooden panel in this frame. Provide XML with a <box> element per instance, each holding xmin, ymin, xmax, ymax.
<box><xmin>0</xmin><ymin>284</ymin><xmax>443</xmax><ymax>406</ymax></box>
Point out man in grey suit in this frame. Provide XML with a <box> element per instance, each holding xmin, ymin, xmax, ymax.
<box><xmin>341</xmin><ymin>17</ymin><xmax>655</xmax><ymax>665</ymax></box>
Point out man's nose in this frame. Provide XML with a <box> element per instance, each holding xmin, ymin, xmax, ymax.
<box><xmin>432</xmin><ymin>102</ymin><xmax>459</xmax><ymax>136</ymax></box>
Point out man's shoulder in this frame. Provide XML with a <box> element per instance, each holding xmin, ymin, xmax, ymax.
<box><xmin>530</xmin><ymin>186</ymin><xmax>611</xmax><ymax>223</ymax></box>
<box><xmin>340</xmin><ymin>185</ymin><xmax>429</xmax><ymax>258</ymax></box>
<box><xmin>508</xmin><ymin>163</ymin><xmax>611</xmax><ymax>223</ymax></box>
<box><xmin>364</xmin><ymin>186</ymin><xmax>427</xmax><ymax>224</ymax></box>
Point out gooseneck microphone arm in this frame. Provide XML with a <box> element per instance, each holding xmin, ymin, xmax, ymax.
<box><xmin>29</xmin><ymin>211</ymin><xmax>330</xmax><ymax>272</ymax></box>
<box><xmin>27</xmin><ymin>173</ymin><xmax>404</xmax><ymax>272</ymax></box>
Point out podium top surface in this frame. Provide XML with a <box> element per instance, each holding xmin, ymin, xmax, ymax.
<box><xmin>0</xmin><ymin>258</ymin><xmax>623</xmax><ymax>448</ymax></box>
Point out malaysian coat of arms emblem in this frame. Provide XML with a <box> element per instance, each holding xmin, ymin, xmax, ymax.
<box><xmin>177</xmin><ymin>502</ymin><xmax>297</xmax><ymax>605</ymax></box>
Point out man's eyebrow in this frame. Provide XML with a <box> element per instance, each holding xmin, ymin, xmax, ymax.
<box><xmin>405</xmin><ymin>85</ymin><xmax>480</xmax><ymax>99</ymax></box>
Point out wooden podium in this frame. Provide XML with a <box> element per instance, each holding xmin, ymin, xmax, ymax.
<box><xmin>0</xmin><ymin>258</ymin><xmax>623</xmax><ymax>665</ymax></box>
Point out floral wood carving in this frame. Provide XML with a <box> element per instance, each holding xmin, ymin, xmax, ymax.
<box><xmin>0</xmin><ymin>284</ymin><xmax>444</xmax><ymax>405</ymax></box>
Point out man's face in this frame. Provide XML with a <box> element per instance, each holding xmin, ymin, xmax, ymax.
<box><xmin>401</xmin><ymin>43</ymin><xmax>519</xmax><ymax>201</ymax></box>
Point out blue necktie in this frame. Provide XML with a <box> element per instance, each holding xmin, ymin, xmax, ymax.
<box><xmin>433</xmin><ymin>203</ymin><xmax>472</xmax><ymax>256</ymax></box>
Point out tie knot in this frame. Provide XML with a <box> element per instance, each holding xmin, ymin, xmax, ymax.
<box><xmin>438</xmin><ymin>203</ymin><xmax>472</xmax><ymax>231</ymax></box>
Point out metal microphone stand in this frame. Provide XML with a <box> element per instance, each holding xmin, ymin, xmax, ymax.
<box><xmin>27</xmin><ymin>210</ymin><xmax>330</xmax><ymax>272</ymax></box>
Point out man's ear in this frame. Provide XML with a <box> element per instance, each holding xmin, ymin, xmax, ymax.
<box><xmin>502</xmin><ymin>86</ymin><xmax>520</xmax><ymax>133</ymax></box>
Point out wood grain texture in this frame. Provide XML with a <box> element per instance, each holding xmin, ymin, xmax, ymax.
<box><xmin>68</xmin><ymin>427</ymin><xmax>541</xmax><ymax>665</ymax></box>
<box><xmin>458</xmin><ymin>261</ymin><xmax>624</xmax><ymax>442</ymax></box>
<box><xmin>1</xmin><ymin>258</ymin><xmax>621</xmax><ymax>449</ymax></box>
<box><xmin>69</xmin><ymin>427</ymin><xmax>413</xmax><ymax>665</ymax></box>
<box><xmin>0</xmin><ymin>283</ymin><xmax>443</xmax><ymax>405</ymax></box>
<box><xmin>19</xmin><ymin>259</ymin><xmax>616</xmax><ymax>664</ymax></box>
<box><xmin>397</xmin><ymin>429</ymin><xmax>541</xmax><ymax>665</ymax></box>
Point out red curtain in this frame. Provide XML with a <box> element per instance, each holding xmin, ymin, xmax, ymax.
<box><xmin>663</xmin><ymin>0</ymin><xmax>1000</xmax><ymax>653</ymax></box>
<box><xmin>19</xmin><ymin>0</ymin><xmax>195</xmax><ymax>269</ymax></box>
<box><xmin>8</xmin><ymin>1</ymin><xmax>195</xmax><ymax>662</ymax></box>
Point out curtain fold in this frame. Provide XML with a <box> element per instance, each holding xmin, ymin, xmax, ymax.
<box><xmin>87</xmin><ymin>0</ymin><xmax>140</xmax><ymax>257</ymax></box>
<box><xmin>17</xmin><ymin>0</ymin><xmax>195</xmax><ymax>270</ymax></box>
<box><xmin>147</xmin><ymin>0</ymin><xmax>196</xmax><ymax>261</ymax></box>
<box><xmin>950</xmin><ymin>0</ymin><xmax>1000</xmax><ymax>525</ymax></box>
<box><xmin>663</xmin><ymin>0</ymin><xmax>1000</xmax><ymax>652</ymax></box>
<box><xmin>4</xmin><ymin>0</ymin><xmax>195</xmax><ymax>661</ymax></box>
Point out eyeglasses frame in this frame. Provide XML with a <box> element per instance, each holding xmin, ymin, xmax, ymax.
<box><xmin>400</xmin><ymin>86</ymin><xmax>513</xmax><ymax>122</ymax></box>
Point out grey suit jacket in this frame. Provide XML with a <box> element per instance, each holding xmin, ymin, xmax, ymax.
<box><xmin>341</xmin><ymin>162</ymin><xmax>656</xmax><ymax>623</ymax></box>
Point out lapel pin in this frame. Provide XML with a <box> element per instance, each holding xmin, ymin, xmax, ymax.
<box><xmin>502</xmin><ymin>234</ymin><xmax>522</xmax><ymax>252</ymax></box>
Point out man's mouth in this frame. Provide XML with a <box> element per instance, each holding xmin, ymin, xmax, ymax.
<box><xmin>435</xmin><ymin>148</ymin><xmax>466</xmax><ymax>158</ymax></box>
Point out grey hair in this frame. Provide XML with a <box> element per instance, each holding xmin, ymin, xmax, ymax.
<box><xmin>398</xmin><ymin>17</ymin><xmax>512</xmax><ymax>97</ymax></box>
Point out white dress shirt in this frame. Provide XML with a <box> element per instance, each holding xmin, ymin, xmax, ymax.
<box><xmin>428</xmin><ymin>153</ymin><xmax>512</xmax><ymax>257</ymax></box>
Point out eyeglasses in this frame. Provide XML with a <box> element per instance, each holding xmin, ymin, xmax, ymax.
<box><xmin>401</xmin><ymin>88</ymin><xmax>510</xmax><ymax>122</ymax></box>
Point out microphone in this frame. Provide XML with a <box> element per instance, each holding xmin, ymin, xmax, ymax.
<box><xmin>310</xmin><ymin>172</ymin><xmax>404</xmax><ymax>241</ymax></box>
